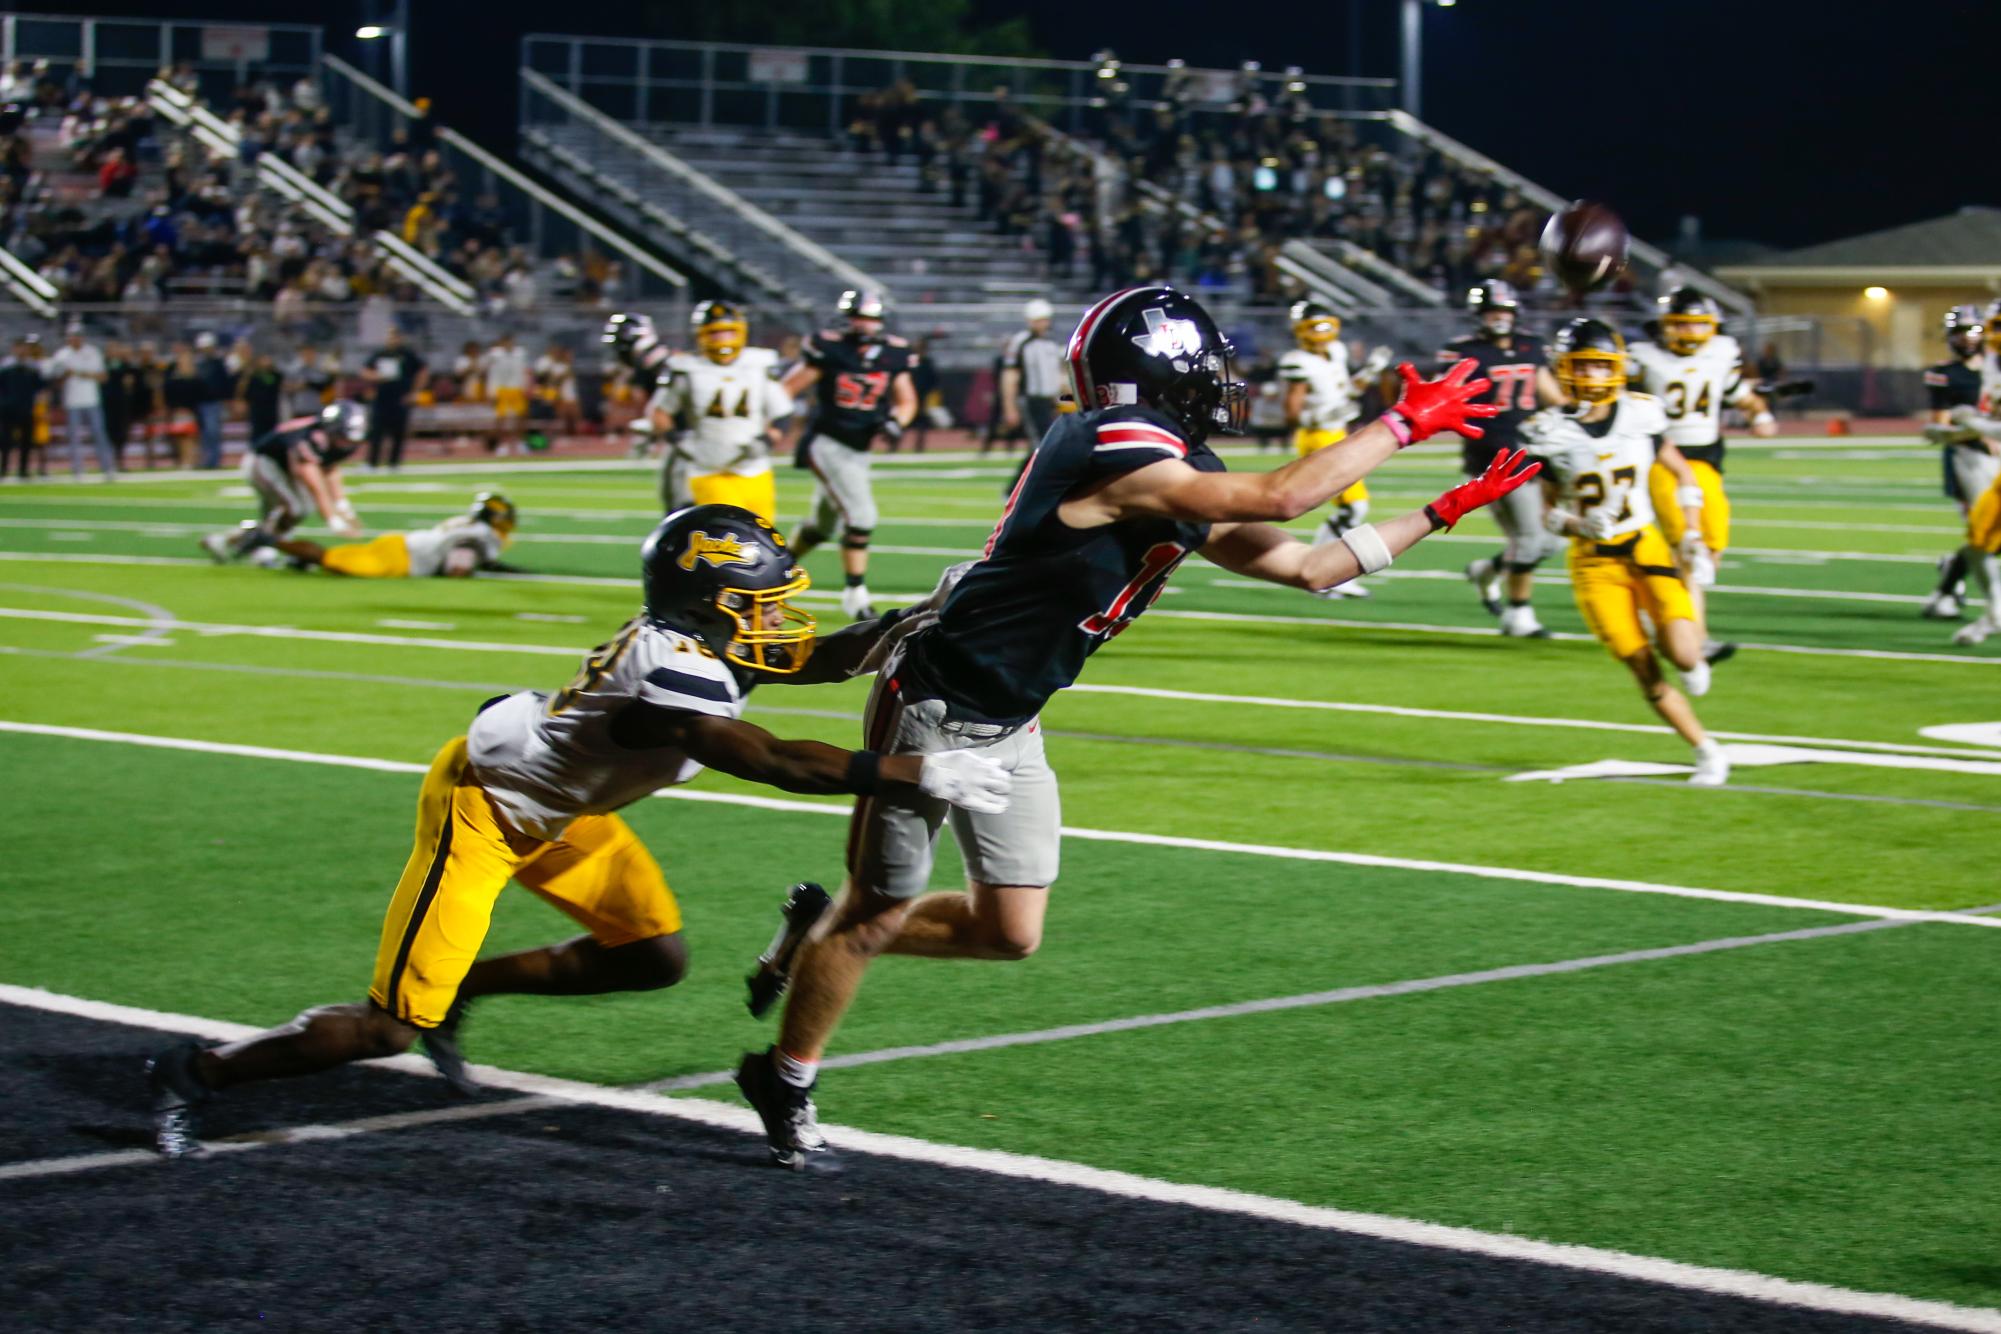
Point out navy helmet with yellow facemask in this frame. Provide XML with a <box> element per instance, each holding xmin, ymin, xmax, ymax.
<box><xmin>640</xmin><ymin>504</ymin><xmax>814</xmax><ymax>675</ymax></box>
<box><xmin>1551</xmin><ymin>318</ymin><xmax>1627</xmax><ymax>405</ymax></box>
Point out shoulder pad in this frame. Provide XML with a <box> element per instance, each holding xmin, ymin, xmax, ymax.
<box><xmin>634</xmin><ymin>630</ymin><xmax>739</xmax><ymax>717</ymax></box>
<box><xmin>1624</xmin><ymin>393</ymin><xmax>1669</xmax><ymax>434</ymax></box>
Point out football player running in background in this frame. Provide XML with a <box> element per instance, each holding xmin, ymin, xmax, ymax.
<box><xmin>198</xmin><ymin>400</ymin><xmax>367</xmax><ymax>564</ymax></box>
<box><xmin>736</xmin><ymin>284</ymin><xmax>1536</xmax><ymax>1169</ymax></box>
<box><xmin>1529</xmin><ymin>319</ymin><xmax>1728</xmax><ymax>786</ymax></box>
<box><xmin>238</xmin><ymin>492</ymin><xmax>520</xmax><ymax>579</ymax></box>
<box><xmin>1445</xmin><ymin>279</ymin><xmax>1565</xmax><ymax>636</ymax></box>
<box><xmin>1919</xmin><ymin>304</ymin><xmax>1997</xmax><ymax>621</ymax></box>
<box><xmin>1278</xmin><ymin>299</ymin><xmax>1390</xmax><ymax>597</ymax></box>
<box><xmin>1624</xmin><ymin>288</ymin><xmax>1776</xmax><ymax>664</ymax></box>
<box><xmin>650</xmin><ymin>301</ymin><xmax>792</xmax><ymax>524</ymax></box>
<box><xmin>145</xmin><ymin>505</ymin><xmax>1009</xmax><ymax>1158</ymax></box>
<box><xmin>783</xmin><ymin>290</ymin><xmax>920</xmax><ymax>621</ymax></box>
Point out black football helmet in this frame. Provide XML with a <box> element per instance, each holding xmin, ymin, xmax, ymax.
<box><xmin>1657</xmin><ymin>287</ymin><xmax>1721</xmax><ymax>355</ymax></box>
<box><xmin>1466</xmin><ymin>279</ymin><xmax>1520</xmax><ymax>338</ymax></box>
<box><xmin>1948</xmin><ymin>305</ymin><xmax>1988</xmax><ymax>359</ymax></box>
<box><xmin>1066</xmin><ymin>285</ymin><xmax>1247</xmax><ymax>443</ymax></box>
<box><xmin>1551</xmin><ymin>318</ymin><xmax>1627</xmax><ymax>404</ymax></box>
<box><xmin>836</xmin><ymin>289</ymin><xmax>888</xmax><ymax>341</ymax></box>
<box><xmin>640</xmin><ymin>504</ymin><xmax>815</xmax><ymax>675</ymax></box>
<box><xmin>603</xmin><ymin>312</ymin><xmax>666</xmax><ymax>372</ymax></box>
<box><xmin>320</xmin><ymin>398</ymin><xmax>369</xmax><ymax>444</ymax></box>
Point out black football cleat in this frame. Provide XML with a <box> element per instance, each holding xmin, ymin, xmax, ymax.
<box><xmin>1703</xmin><ymin>641</ymin><xmax>1739</xmax><ymax>666</ymax></box>
<box><xmin>735</xmin><ymin>1047</ymin><xmax>837</xmax><ymax>1172</ymax></box>
<box><xmin>421</xmin><ymin>996</ymin><xmax>480</xmax><ymax>1097</ymax></box>
<box><xmin>746</xmin><ymin>881</ymin><xmax>832</xmax><ymax>1019</ymax></box>
<box><xmin>145</xmin><ymin>1041</ymin><xmax>211</xmax><ymax>1159</ymax></box>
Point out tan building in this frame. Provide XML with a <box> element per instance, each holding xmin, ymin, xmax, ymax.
<box><xmin>1717</xmin><ymin>207</ymin><xmax>2001</xmax><ymax>369</ymax></box>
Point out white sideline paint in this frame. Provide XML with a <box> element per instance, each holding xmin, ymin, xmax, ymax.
<box><xmin>1510</xmin><ymin>743</ymin><xmax>2001</xmax><ymax>783</ymax></box>
<box><xmin>0</xmin><ymin>987</ymin><xmax>1996</xmax><ymax>1332</ymax></box>
<box><xmin>3</xmin><ymin>719</ymin><xmax>1999</xmax><ymax>929</ymax></box>
<box><xmin>1922</xmin><ymin>722</ymin><xmax>2001</xmax><ymax>748</ymax></box>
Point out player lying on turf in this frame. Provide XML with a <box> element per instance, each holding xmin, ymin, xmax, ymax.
<box><xmin>734</xmin><ymin>283</ymin><xmax>1541</xmax><ymax>1169</ymax></box>
<box><xmin>1525</xmin><ymin>318</ymin><xmax>1729</xmax><ymax>787</ymax></box>
<box><xmin>200</xmin><ymin>401</ymin><xmax>369</xmax><ymax>563</ymax></box>
<box><xmin>238</xmin><ymin>492</ymin><xmax>521</xmax><ymax>578</ymax></box>
<box><xmin>144</xmin><ymin>504</ymin><xmax>1011</xmax><ymax>1158</ymax></box>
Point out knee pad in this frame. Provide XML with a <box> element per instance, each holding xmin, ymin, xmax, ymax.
<box><xmin>1501</xmin><ymin>556</ymin><xmax>1545</xmax><ymax>575</ymax></box>
<box><xmin>793</xmin><ymin>524</ymin><xmax>826</xmax><ymax>548</ymax></box>
<box><xmin>841</xmin><ymin>528</ymin><xmax>873</xmax><ymax>552</ymax></box>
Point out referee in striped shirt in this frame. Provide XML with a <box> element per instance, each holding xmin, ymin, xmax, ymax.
<box><xmin>999</xmin><ymin>298</ymin><xmax>1064</xmax><ymax>447</ymax></box>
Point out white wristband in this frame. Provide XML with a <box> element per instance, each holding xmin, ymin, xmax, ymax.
<box><xmin>1751</xmin><ymin>410</ymin><xmax>1775</xmax><ymax>428</ymax></box>
<box><xmin>1338</xmin><ymin>523</ymin><xmax>1394</xmax><ymax>575</ymax></box>
<box><xmin>1676</xmin><ymin>485</ymin><xmax>1705</xmax><ymax>508</ymax></box>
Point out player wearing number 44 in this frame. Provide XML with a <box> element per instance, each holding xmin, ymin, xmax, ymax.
<box><xmin>733</xmin><ymin>285</ymin><xmax>1542</xmax><ymax>1171</ymax></box>
<box><xmin>144</xmin><ymin>505</ymin><xmax>1012</xmax><ymax>1159</ymax></box>
<box><xmin>1524</xmin><ymin>318</ymin><xmax>1730</xmax><ymax>788</ymax></box>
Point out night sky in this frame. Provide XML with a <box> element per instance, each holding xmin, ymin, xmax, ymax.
<box><xmin>35</xmin><ymin>0</ymin><xmax>2001</xmax><ymax>251</ymax></box>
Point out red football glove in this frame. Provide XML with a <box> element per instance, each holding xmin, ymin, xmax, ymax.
<box><xmin>1426</xmin><ymin>447</ymin><xmax>1543</xmax><ymax>530</ymax></box>
<box><xmin>1381</xmin><ymin>359</ymin><xmax>1500</xmax><ymax>445</ymax></box>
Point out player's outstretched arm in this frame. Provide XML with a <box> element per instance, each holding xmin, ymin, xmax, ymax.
<box><xmin>609</xmin><ymin>706</ymin><xmax>1010</xmax><ymax>811</ymax></box>
<box><xmin>1071</xmin><ymin>360</ymin><xmax>1501</xmax><ymax>527</ymax></box>
<box><xmin>1202</xmin><ymin>449</ymin><xmax>1543</xmax><ymax>593</ymax></box>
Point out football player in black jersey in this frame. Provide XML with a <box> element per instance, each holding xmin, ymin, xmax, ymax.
<box><xmin>734</xmin><ymin>284</ymin><xmax>1540</xmax><ymax>1169</ymax></box>
<box><xmin>1919</xmin><ymin>305</ymin><xmax>1993</xmax><ymax>619</ymax></box>
<box><xmin>781</xmin><ymin>290</ymin><xmax>920</xmax><ymax>620</ymax></box>
<box><xmin>198</xmin><ymin>400</ymin><xmax>368</xmax><ymax>563</ymax></box>
<box><xmin>1444</xmin><ymin>279</ymin><xmax>1565</xmax><ymax>636</ymax></box>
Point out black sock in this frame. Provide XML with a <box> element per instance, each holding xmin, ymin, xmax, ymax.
<box><xmin>844</xmin><ymin>572</ymin><xmax>866</xmax><ymax>588</ymax></box>
<box><xmin>1507</xmin><ymin>598</ymin><xmax>1531</xmax><ymax>609</ymax></box>
<box><xmin>1939</xmin><ymin>550</ymin><xmax>1968</xmax><ymax>595</ymax></box>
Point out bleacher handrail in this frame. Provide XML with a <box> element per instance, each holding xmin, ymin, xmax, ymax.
<box><xmin>0</xmin><ymin>244</ymin><xmax>59</xmax><ymax>317</ymax></box>
<box><xmin>521</xmin><ymin>69</ymin><xmax>884</xmax><ymax>298</ymax></box>
<box><xmin>320</xmin><ymin>54</ymin><xmax>688</xmax><ymax>293</ymax></box>
<box><xmin>1383</xmin><ymin>109</ymin><xmax>1751</xmax><ymax>316</ymax></box>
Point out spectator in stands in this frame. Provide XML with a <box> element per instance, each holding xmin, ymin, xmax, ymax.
<box><xmin>97</xmin><ymin>145</ymin><xmax>137</xmax><ymax>198</ymax></box>
<box><xmin>480</xmin><ymin>332</ymin><xmax>530</xmax><ymax>455</ymax></box>
<box><xmin>44</xmin><ymin>321</ymin><xmax>116</xmax><ymax>480</ymax></box>
<box><xmin>192</xmin><ymin>332</ymin><xmax>231</xmax><ymax>469</ymax></box>
<box><xmin>450</xmin><ymin>340</ymin><xmax>484</xmax><ymax>403</ymax></box>
<box><xmin>0</xmin><ymin>336</ymin><xmax>41</xmax><ymax>482</ymax></box>
<box><xmin>362</xmin><ymin>325</ymin><xmax>427</xmax><ymax>470</ymax></box>
<box><xmin>533</xmin><ymin>343</ymin><xmax>580</xmax><ymax>438</ymax></box>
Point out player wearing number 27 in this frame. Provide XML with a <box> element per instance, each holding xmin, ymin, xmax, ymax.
<box><xmin>1525</xmin><ymin>318</ymin><xmax>1729</xmax><ymax>787</ymax></box>
<box><xmin>735</xmin><ymin>284</ymin><xmax>1541</xmax><ymax>1169</ymax></box>
<box><xmin>143</xmin><ymin>505</ymin><xmax>1011</xmax><ymax>1158</ymax></box>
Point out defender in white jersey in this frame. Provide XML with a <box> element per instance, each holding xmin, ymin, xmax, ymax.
<box><xmin>239</xmin><ymin>492</ymin><xmax>519</xmax><ymax>578</ymax></box>
<box><xmin>1625</xmin><ymin>288</ymin><xmax>1774</xmax><ymax>658</ymax></box>
<box><xmin>1528</xmin><ymin>318</ymin><xmax>1727</xmax><ymax>786</ymax></box>
<box><xmin>650</xmin><ymin>301</ymin><xmax>792</xmax><ymax>523</ymax></box>
<box><xmin>142</xmin><ymin>505</ymin><xmax>1010</xmax><ymax>1158</ymax></box>
<box><xmin>1278</xmin><ymin>300</ymin><xmax>1391</xmax><ymax>594</ymax></box>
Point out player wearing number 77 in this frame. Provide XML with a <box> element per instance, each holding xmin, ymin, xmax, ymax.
<box><xmin>1524</xmin><ymin>318</ymin><xmax>1729</xmax><ymax>787</ymax></box>
<box><xmin>143</xmin><ymin>505</ymin><xmax>1011</xmax><ymax>1158</ymax></box>
<box><xmin>734</xmin><ymin>284</ymin><xmax>1538</xmax><ymax>1169</ymax></box>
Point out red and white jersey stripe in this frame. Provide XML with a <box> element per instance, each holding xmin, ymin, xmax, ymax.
<box><xmin>1093</xmin><ymin>420</ymin><xmax>1188</xmax><ymax>458</ymax></box>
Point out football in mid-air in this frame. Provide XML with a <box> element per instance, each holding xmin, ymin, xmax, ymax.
<box><xmin>1539</xmin><ymin>201</ymin><xmax>1630</xmax><ymax>294</ymax></box>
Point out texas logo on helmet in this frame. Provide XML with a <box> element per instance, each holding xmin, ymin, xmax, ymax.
<box><xmin>1133</xmin><ymin>307</ymin><xmax>1202</xmax><ymax>361</ymax></box>
<box><xmin>677</xmin><ymin>532</ymin><xmax>756</xmax><ymax>571</ymax></box>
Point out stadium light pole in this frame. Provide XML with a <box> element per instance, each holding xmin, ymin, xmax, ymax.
<box><xmin>1399</xmin><ymin>0</ymin><xmax>1455</xmax><ymax>120</ymax></box>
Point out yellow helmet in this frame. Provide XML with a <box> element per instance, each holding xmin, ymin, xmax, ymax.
<box><xmin>1657</xmin><ymin>287</ymin><xmax>1720</xmax><ymax>356</ymax></box>
<box><xmin>1289</xmin><ymin>298</ymin><xmax>1340</xmax><ymax>351</ymax></box>
<box><xmin>1551</xmin><ymin>318</ymin><xmax>1627</xmax><ymax>404</ymax></box>
<box><xmin>470</xmin><ymin>491</ymin><xmax>518</xmax><ymax>538</ymax></box>
<box><xmin>690</xmin><ymin>300</ymin><xmax>748</xmax><ymax>364</ymax></box>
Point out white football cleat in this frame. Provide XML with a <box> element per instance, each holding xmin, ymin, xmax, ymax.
<box><xmin>1953</xmin><ymin>614</ymin><xmax>1997</xmax><ymax>646</ymax></box>
<box><xmin>1920</xmin><ymin>590</ymin><xmax>1964</xmax><ymax>621</ymax></box>
<box><xmin>1465</xmin><ymin>558</ymin><xmax>1502</xmax><ymax>617</ymax></box>
<box><xmin>1499</xmin><ymin>605</ymin><xmax>1549</xmax><ymax>638</ymax></box>
<box><xmin>1681</xmin><ymin>659</ymin><xmax>1712</xmax><ymax>698</ymax></box>
<box><xmin>839</xmin><ymin>584</ymin><xmax>876</xmax><ymax>620</ymax></box>
<box><xmin>198</xmin><ymin>532</ymin><xmax>233</xmax><ymax>564</ymax></box>
<box><xmin>1689</xmin><ymin>740</ymin><xmax>1729</xmax><ymax>787</ymax></box>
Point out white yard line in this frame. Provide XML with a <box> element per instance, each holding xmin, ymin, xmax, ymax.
<box><xmin>1</xmin><ymin>719</ymin><xmax>1996</xmax><ymax>929</ymax></box>
<box><xmin>0</xmin><ymin>985</ymin><xmax>1995</xmax><ymax>1332</ymax></box>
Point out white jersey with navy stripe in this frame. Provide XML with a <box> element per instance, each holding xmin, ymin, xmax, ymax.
<box><xmin>466</xmin><ymin>618</ymin><xmax>745</xmax><ymax>840</ymax></box>
<box><xmin>1276</xmin><ymin>345</ymin><xmax>1358</xmax><ymax>431</ymax></box>
<box><xmin>402</xmin><ymin>516</ymin><xmax>506</xmax><ymax>578</ymax></box>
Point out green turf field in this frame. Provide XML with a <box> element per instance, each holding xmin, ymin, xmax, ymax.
<box><xmin>2</xmin><ymin>438</ymin><xmax>1997</xmax><ymax>1312</ymax></box>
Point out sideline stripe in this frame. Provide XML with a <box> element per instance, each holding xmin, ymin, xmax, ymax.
<box><xmin>0</xmin><ymin>987</ymin><xmax>1995</xmax><ymax>1332</ymax></box>
<box><xmin>6</xmin><ymin>603</ymin><xmax>1998</xmax><ymax>759</ymax></box>
<box><xmin>2</xmin><ymin>719</ymin><xmax>1998</xmax><ymax>929</ymax></box>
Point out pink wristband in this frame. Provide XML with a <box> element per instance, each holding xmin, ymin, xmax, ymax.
<box><xmin>1381</xmin><ymin>410</ymin><xmax>1413</xmax><ymax>447</ymax></box>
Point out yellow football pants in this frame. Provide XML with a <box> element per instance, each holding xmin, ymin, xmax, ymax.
<box><xmin>1568</xmin><ymin>526</ymin><xmax>1696</xmax><ymax>660</ymax></box>
<box><xmin>1649</xmin><ymin>459</ymin><xmax>1730</xmax><ymax>555</ymax></box>
<box><xmin>689</xmin><ymin>469</ymin><xmax>778</xmax><ymax>525</ymax></box>
<box><xmin>320</xmin><ymin>532</ymin><xmax>412</xmax><ymax>578</ymax></box>
<box><xmin>1968</xmin><ymin>477</ymin><xmax>2001</xmax><ymax>554</ymax></box>
<box><xmin>1293</xmin><ymin>428</ymin><xmax>1369</xmax><ymax>507</ymax></box>
<box><xmin>368</xmin><ymin>737</ymin><xmax>683</xmax><ymax>1028</ymax></box>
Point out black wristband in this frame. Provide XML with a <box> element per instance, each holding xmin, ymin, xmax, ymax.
<box><xmin>845</xmin><ymin>749</ymin><xmax>882</xmax><ymax>795</ymax></box>
<box><xmin>1423</xmin><ymin>503</ymin><xmax>1448</xmax><ymax>532</ymax></box>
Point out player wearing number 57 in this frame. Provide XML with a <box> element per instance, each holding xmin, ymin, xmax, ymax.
<box><xmin>734</xmin><ymin>284</ymin><xmax>1541</xmax><ymax>1170</ymax></box>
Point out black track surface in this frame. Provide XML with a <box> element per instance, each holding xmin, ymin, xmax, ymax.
<box><xmin>0</xmin><ymin>1003</ymin><xmax>1952</xmax><ymax>1333</ymax></box>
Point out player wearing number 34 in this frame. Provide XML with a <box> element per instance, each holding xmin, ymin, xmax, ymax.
<box><xmin>142</xmin><ymin>505</ymin><xmax>1011</xmax><ymax>1158</ymax></box>
<box><xmin>734</xmin><ymin>284</ymin><xmax>1543</xmax><ymax>1170</ymax></box>
<box><xmin>1523</xmin><ymin>317</ymin><xmax>1730</xmax><ymax>788</ymax></box>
